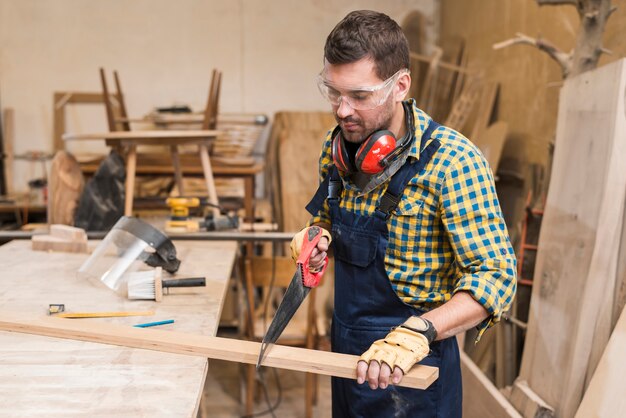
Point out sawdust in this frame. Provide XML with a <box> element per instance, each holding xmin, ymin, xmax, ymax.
<box><xmin>390</xmin><ymin>388</ymin><xmax>409</xmax><ymax>418</ymax></box>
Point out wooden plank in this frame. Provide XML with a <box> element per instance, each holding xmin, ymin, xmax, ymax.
<box><xmin>410</xmin><ymin>51</ymin><xmax>473</xmax><ymax>74</ymax></box>
<box><xmin>518</xmin><ymin>58</ymin><xmax>626</xmax><ymax>418</ymax></box>
<box><xmin>54</xmin><ymin>91</ymin><xmax>105</xmax><ymax>104</ymax></box>
<box><xmin>461</xmin><ymin>351</ymin><xmax>522</xmax><ymax>418</ymax></box>
<box><xmin>418</xmin><ymin>47</ymin><xmax>443</xmax><ymax>112</ymax></box>
<box><xmin>50</xmin><ymin>224</ymin><xmax>87</xmax><ymax>241</ymax></box>
<box><xmin>444</xmin><ymin>79</ymin><xmax>482</xmax><ymax>134</ymax></box>
<box><xmin>575</xmin><ymin>306</ymin><xmax>626</xmax><ymax>417</ymax></box>
<box><xmin>0</xmin><ymin>312</ymin><xmax>438</xmax><ymax>391</ymax></box>
<box><xmin>470</xmin><ymin>82</ymin><xmax>498</xmax><ymax>140</ymax></box>
<box><xmin>2</xmin><ymin>108</ymin><xmax>14</xmax><ymax>195</ymax></box>
<box><xmin>63</xmin><ymin>129</ymin><xmax>220</xmax><ymax>141</ymax></box>
<box><xmin>472</xmin><ymin>121</ymin><xmax>508</xmax><ymax>171</ymax></box>
<box><xmin>613</xmin><ymin>200</ymin><xmax>626</xmax><ymax>335</ymax></box>
<box><xmin>508</xmin><ymin>380</ymin><xmax>555</xmax><ymax>418</ymax></box>
<box><xmin>279</xmin><ymin>127</ymin><xmax>330</xmax><ymax>233</ymax></box>
<box><xmin>31</xmin><ymin>234</ymin><xmax>88</xmax><ymax>253</ymax></box>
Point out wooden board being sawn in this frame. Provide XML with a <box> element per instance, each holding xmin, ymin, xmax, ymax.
<box><xmin>0</xmin><ymin>312</ymin><xmax>438</xmax><ymax>391</ymax></box>
<box><xmin>518</xmin><ymin>58</ymin><xmax>626</xmax><ymax>417</ymax></box>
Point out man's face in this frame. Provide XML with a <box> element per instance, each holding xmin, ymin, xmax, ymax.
<box><xmin>320</xmin><ymin>59</ymin><xmax>396</xmax><ymax>144</ymax></box>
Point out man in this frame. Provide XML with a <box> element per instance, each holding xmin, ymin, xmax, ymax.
<box><xmin>291</xmin><ymin>10</ymin><xmax>516</xmax><ymax>418</ymax></box>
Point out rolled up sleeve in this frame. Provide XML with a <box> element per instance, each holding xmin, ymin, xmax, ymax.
<box><xmin>439</xmin><ymin>150</ymin><xmax>517</xmax><ymax>340</ymax></box>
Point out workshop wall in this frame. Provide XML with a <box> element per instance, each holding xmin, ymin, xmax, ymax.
<box><xmin>0</xmin><ymin>0</ymin><xmax>437</xmax><ymax>192</ymax></box>
<box><xmin>440</xmin><ymin>0</ymin><xmax>626</xmax><ymax>169</ymax></box>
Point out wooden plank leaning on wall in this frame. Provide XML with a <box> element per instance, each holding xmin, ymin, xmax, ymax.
<box><xmin>515</xmin><ymin>58</ymin><xmax>626</xmax><ymax>418</ymax></box>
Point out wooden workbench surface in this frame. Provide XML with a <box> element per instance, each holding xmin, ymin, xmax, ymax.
<box><xmin>0</xmin><ymin>239</ymin><xmax>237</xmax><ymax>416</ymax></box>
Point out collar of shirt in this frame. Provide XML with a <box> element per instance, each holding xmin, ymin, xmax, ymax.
<box><xmin>342</xmin><ymin>99</ymin><xmax>433</xmax><ymax>196</ymax></box>
<box><xmin>406</xmin><ymin>98</ymin><xmax>433</xmax><ymax>163</ymax></box>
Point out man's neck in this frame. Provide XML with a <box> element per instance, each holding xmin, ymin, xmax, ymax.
<box><xmin>388</xmin><ymin>101</ymin><xmax>407</xmax><ymax>140</ymax></box>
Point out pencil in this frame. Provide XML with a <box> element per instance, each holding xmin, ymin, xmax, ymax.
<box><xmin>57</xmin><ymin>311</ymin><xmax>154</xmax><ymax>318</ymax></box>
<box><xmin>133</xmin><ymin>319</ymin><xmax>175</xmax><ymax>328</ymax></box>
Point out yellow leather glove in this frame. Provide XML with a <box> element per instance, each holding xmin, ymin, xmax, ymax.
<box><xmin>290</xmin><ymin>226</ymin><xmax>332</xmax><ymax>263</ymax></box>
<box><xmin>359</xmin><ymin>317</ymin><xmax>432</xmax><ymax>374</ymax></box>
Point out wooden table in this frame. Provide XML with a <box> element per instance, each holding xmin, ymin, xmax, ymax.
<box><xmin>77</xmin><ymin>155</ymin><xmax>264</xmax><ymax>223</ymax></box>
<box><xmin>0</xmin><ymin>239</ymin><xmax>237</xmax><ymax>416</ymax></box>
<box><xmin>63</xmin><ymin>130</ymin><xmax>221</xmax><ymax>218</ymax></box>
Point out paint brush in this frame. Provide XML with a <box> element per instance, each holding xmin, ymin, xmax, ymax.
<box><xmin>127</xmin><ymin>267</ymin><xmax>206</xmax><ymax>302</ymax></box>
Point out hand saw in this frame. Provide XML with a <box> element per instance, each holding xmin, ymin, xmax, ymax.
<box><xmin>256</xmin><ymin>226</ymin><xmax>329</xmax><ymax>368</ymax></box>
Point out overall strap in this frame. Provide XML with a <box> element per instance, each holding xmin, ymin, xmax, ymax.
<box><xmin>305</xmin><ymin>166</ymin><xmax>342</xmax><ymax>216</ymax></box>
<box><xmin>376</xmin><ymin>120</ymin><xmax>442</xmax><ymax>219</ymax></box>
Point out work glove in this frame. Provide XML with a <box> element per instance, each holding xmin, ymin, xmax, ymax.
<box><xmin>290</xmin><ymin>226</ymin><xmax>332</xmax><ymax>264</ymax></box>
<box><xmin>359</xmin><ymin>316</ymin><xmax>434</xmax><ymax>374</ymax></box>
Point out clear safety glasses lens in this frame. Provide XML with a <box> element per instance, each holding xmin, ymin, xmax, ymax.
<box><xmin>316</xmin><ymin>69</ymin><xmax>407</xmax><ymax>110</ymax></box>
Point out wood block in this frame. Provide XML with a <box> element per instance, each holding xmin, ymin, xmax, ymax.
<box><xmin>31</xmin><ymin>235</ymin><xmax>88</xmax><ymax>253</ymax></box>
<box><xmin>50</xmin><ymin>224</ymin><xmax>87</xmax><ymax>242</ymax></box>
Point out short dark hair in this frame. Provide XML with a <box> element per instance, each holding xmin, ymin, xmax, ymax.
<box><xmin>324</xmin><ymin>10</ymin><xmax>410</xmax><ymax>80</ymax></box>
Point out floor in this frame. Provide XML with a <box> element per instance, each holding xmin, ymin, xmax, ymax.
<box><xmin>199</xmin><ymin>329</ymin><xmax>332</xmax><ymax>418</ymax></box>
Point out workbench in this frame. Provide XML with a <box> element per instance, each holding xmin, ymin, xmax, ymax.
<box><xmin>0</xmin><ymin>239</ymin><xmax>237</xmax><ymax>416</ymax></box>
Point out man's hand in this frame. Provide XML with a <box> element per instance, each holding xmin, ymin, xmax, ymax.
<box><xmin>290</xmin><ymin>227</ymin><xmax>331</xmax><ymax>271</ymax></box>
<box><xmin>357</xmin><ymin>317</ymin><xmax>432</xmax><ymax>389</ymax></box>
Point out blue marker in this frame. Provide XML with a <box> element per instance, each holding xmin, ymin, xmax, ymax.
<box><xmin>134</xmin><ymin>319</ymin><xmax>175</xmax><ymax>328</ymax></box>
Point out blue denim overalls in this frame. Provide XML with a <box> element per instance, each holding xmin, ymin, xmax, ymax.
<box><xmin>306</xmin><ymin>120</ymin><xmax>462</xmax><ymax>417</ymax></box>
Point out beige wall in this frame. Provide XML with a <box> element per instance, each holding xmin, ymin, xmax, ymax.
<box><xmin>440</xmin><ymin>0</ymin><xmax>626</xmax><ymax>169</ymax></box>
<box><xmin>0</xmin><ymin>0</ymin><xmax>437</xmax><ymax>192</ymax></box>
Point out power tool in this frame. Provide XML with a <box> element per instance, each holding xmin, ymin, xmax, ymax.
<box><xmin>165</xmin><ymin>197</ymin><xmax>239</xmax><ymax>233</ymax></box>
<box><xmin>165</xmin><ymin>197</ymin><xmax>201</xmax><ymax>233</ymax></box>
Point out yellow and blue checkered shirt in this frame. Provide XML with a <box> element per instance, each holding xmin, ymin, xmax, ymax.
<box><xmin>309</xmin><ymin>100</ymin><xmax>517</xmax><ymax>339</ymax></box>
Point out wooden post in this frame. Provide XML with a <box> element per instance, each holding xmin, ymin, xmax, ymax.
<box><xmin>124</xmin><ymin>144</ymin><xmax>137</xmax><ymax>216</ymax></box>
<box><xmin>2</xmin><ymin>108</ymin><xmax>14</xmax><ymax>195</ymax></box>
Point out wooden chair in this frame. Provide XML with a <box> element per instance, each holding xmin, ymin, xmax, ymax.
<box><xmin>96</xmin><ymin>68</ymin><xmax>222</xmax><ymax>217</ymax></box>
<box><xmin>242</xmin><ymin>255</ymin><xmax>320</xmax><ymax>418</ymax></box>
<box><xmin>202</xmin><ymin>69</ymin><xmax>221</xmax><ymax>131</ymax></box>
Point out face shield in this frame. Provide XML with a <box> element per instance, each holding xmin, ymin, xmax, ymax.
<box><xmin>78</xmin><ymin>216</ymin><xmax>180</xmax><ymax>294</ymax></box>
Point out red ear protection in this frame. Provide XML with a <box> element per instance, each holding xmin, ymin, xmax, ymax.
<box><xmin>332</xmin><ymin>129</ymin><xmax>398</xmax><ymax>174</ymax></box>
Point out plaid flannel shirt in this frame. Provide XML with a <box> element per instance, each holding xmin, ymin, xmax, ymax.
<box><xmin>309</xmin><ymin>99</ymin><xmax>517</xmax><ymax>339</ymax></box>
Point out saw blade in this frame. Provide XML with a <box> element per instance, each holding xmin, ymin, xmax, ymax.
<box><xmin>256</xmin><ymin>266</ymin><xmax>310</xmax><ymax>368</ymax></box>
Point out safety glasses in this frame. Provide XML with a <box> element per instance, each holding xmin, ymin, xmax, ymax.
<box><xmin>316</xmin><ymin>69</ymin><xmax>408</xmax><ymax>110</ymax></box>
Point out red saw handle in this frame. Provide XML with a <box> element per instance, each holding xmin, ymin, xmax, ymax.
<box><xmin>297</xmin><ymin>226</ymin><xmax>329</xmax><ymax>288</ymax></box>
